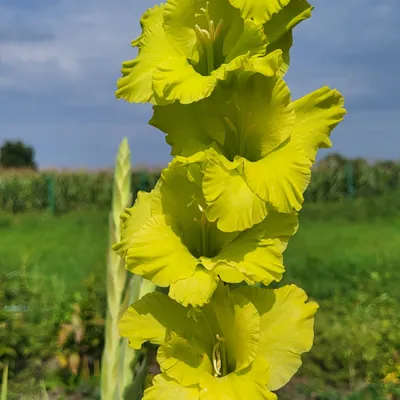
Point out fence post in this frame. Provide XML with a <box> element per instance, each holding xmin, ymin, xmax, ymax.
<box><xmin>46</xmin><ymin>175</ymin><xmax>55</xmax><ymax>214</ymax></box>
<box><xmin>138</xmin><ymin>170</ymin><xmax>148</xmax><ymax>192</ymax></box>
<box><xmin>345</xmin><ymin>163</ymin><xmax>355</xmax><ymax>199</ymax></box>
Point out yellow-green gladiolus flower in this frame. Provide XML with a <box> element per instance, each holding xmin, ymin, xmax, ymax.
<box><xmin>119</xmin><ymin>283</ymin><xmax>318</xmax><ymax>399</ymax></box>
<box><xmin>116</xmin><ymin>0</ymin><xmax>312</xmax><ymax>105</ymax></box>
<box><xmin>114</xmin><ymin>159</ymin><xmax>298</xmax><ymax>307</ymax></box>
<box><xmin>151</xmin><ymin>73</ymin><xmax>346</xmax><ymax>232</ymax></box>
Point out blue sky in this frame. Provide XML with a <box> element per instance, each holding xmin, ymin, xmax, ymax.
<box><xmin>0</xmin><ymin>0</ymin><xmax>398</xmax><ymax>168</ymax></box>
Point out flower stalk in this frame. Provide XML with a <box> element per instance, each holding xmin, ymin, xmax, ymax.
<box><xmin>113</xmin><ymin>0</ymin><xmax>346</xmax><ymax>398</ymax></box>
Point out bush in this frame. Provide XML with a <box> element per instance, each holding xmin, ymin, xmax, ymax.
<box><xmin>0</xmin><ymin>140</ymin><xmax>37</xmax><ymax>170</ymax></box>
<box><xmin>0</xmin><ymin>269</ymin><xmax>106</xmax><ymax>397</ymax></box>
<box><xmin>0</xmin><ymin>169</ymin><xmax>160</xmax><ymax>213</ymax></box>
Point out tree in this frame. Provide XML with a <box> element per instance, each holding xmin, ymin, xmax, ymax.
<box><xmin>0</xmin><ymin>140</ymin><xmax>37</xmax><ymax>169</ymax></box>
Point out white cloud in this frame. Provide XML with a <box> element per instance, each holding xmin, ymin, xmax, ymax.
<box><xmin>0</xmin><ymin>0</ymin><xmax>399</xmax><ymax>167</ymax></box>
<box><xmin>0</xmin><ymin>0</ymin><xmax>152</xmax><ymax>93</ymax></box>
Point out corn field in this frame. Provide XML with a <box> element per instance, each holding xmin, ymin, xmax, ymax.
<box><xmin>0</xmin><ymin>156</ymin><xmax>399</xmax><ymax>213</ymax></box>
<box><xmin>0</xmin><ymin>169</ymin><xmax>159</xmax><ymax>213</ymax></box>
<box><xmin>305</xmin><ymin>155</ymin><xmax>400</xmax><ymax>202</ymax></box>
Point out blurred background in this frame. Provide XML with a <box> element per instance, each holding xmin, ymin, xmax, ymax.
<box><xmin>1</xmin><ymin>0</ymin><xmax>400</xmax><ymax>399</ymax></box>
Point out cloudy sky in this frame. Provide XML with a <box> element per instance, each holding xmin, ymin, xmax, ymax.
<box><xmin>0</xmin><ymin>0</ymin><xmax>398</xmax><ymax>168</ymax></box>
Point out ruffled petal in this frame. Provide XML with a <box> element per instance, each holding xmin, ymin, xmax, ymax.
<box><xmin>228</xmin><ymin>0</ymin><xmax>291</xmax><ymax>24</ymax></box>
<box><xmin>169</xmin><ymin>267</ymin><xmax>219</xmax><ymax>308</ymax></box>
<box><xmin>143</xmin><ymin>374</ymin><xmax>200</xmax><ymax>400</ymax></box>
<box><xmin>203</xmin><ymin>155</ymin><xmax>268</xmax><ymax>232</ymax></box>
<box><xmin>113</xmin><ymin>191</ymin><xmax>152</xmax><ymax>255</ymax></box>
<box><xmin>293</xmin><ymin>86</ymin><xmax>346</xmax><ymax>162</ymax></box>
<box><xmin>214</xmin><ymin>211</ymin><xmax>298</xmax><ymax>285</ymax></box>
<box><xmin>233</xmin><ymin>75</ymin><xmax>295</xmax><ymax>161</ymax></box>
<box><xmin>243</xmin><ymin>137</ymin><xmax>311</xmax><ymax>213</ymax></box>
<box><xmin>234</xmin><ymin>285</ymin><xmax>318</xmax><ymax>390</ymax></box>
<box><xmin>119</xmin><ymin>291</ymin><xmax>189</xmax><ymax>348</ymax></box>
<box><xmin>152</xmin><ymin>50</ymin><xmax>282</xmax><ymax>105</ymax></box>
<box><xmin>199</xmin><ymin>356</ymin><xmax>276</xmax><ymax>400</ymax></box>
<box><xmin>158</xmin><ymin>331</ymin><xmax>213</xmax><ymax>386</ymax></box>
<box><xmin>264</xmin><ymin>0</ymin><xmax>313</xmax><ymax>76</ymax></box>
<box><xmin>150</xmin><ymin>91</ymin><xmax>227</xmax><ymax>157</ymax></box>
<box><xmin>202</xmin><ymin>284</ymin><xmax>260</xmax><ymax>372</ymax></box>
<box><xmin>153</xmin><ymin>57</ymin><xmax>219</xmax><ymax>104</ymax></box>
<box><xmin>116</xmin><ymin>5</ymin><xmax>183</xmax><ymax>104</ymax></box>
<box><xmin>224</xmin><ymin>19</ymin><xmax>267</xmax><ymax>63</ymax></box>
<box><xmin>150</xmin><ymin>59</ymin><xmax>285</xmax><ymax>159</ymax></box>
<box><xmin>124</xmin><ymin>213</ymin><xmax>198</xmax><ymax>286</ymax></box>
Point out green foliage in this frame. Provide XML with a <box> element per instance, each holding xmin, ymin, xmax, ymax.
<box><xmin>0</xmin><ymin>156</ymin><xmax>399</xmax><ymax>214</ymax></box>
<box><xmin>55</xmin><ymin>276</ymin><xmax>105</xmax><ymax>387</ymax></box>
<box><xmin>0</xmin><ymin>270</ymin><xmax>106</xmax><ymax>398</ymax></box>
<box><xmin>0</xmin><ymin>169</ymin><xmax>159</xmax><ymax>213</ymax></box>
<box><xmin>303</xmin><ymin>274</ymin><xmax>400</xmax><ymax>388</ymax></box>
<box><xmin>1</xmin><ymin>210</ymin><xmax>400</xmax><ymax>397</ymax></box>
<box><xmin>0</xmin><ymin>140</ymin><xmax>37</xmax><ymax>170</ymax></box>
<box><xmin>0</xmin><ymin>269</ymin><xmax>63</xmax><ymax>379</ymax></box>
<box><xmin>305</xmin><ymin>156</ymin><xmax>400</xmax><ymax>202</ymax></box>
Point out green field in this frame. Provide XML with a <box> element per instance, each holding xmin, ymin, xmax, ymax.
<box><xmin>1</xmin><ymin>204</ymin><xmax>399</xmax><ymax>298</ymax></box>
<box><xmin>1</xmin><ymin>202</ymin><xmax>400</xmax><ymax>398</ymax></box>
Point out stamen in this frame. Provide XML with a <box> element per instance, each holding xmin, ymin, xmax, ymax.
<box><xmin>201</xmin><ymin>29</ymin><xmax>211</xmax><ymax>41</ymax></box>
<box><xmin>224</xmin><ymin>117</ymin><xmax>238</xmax><ymax>134</ymax></box>
<box><xmin>243</xmin><ymin>123</ymin><xmax>256</xmax><ymax>136</ymax></box>
<box><xmin>214</xmin><ymin>19</ymin><xmax>224</xmax><ymax>40</ymax></box>
<box><xmin>212</xmin><ymin>341</ymin><xmax>222</xmax><ymax>377</ymax></box>
<box><xmin>194</xmin><ymin>24</ymin><xmax>207</xmax><ymax>42</ymax></box>
<box><xmin>209</xmin><ymin>20</ymin><xmax>215</xmax><ymax>38</ymax></box>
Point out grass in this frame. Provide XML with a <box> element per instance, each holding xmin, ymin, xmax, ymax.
<box><xmin>1</xmin><ymin>201</ymin><xmax>399</xmax><ymax>300</ymax></box>
<box><xmin>1</xmin><ymin>200</ymin><xmax>400</xmax><ymax>398</ymax></box>
<box><xmin>0</xmin><ymin>211</ymin><xmax>108</xmax><ymax>293</ymax></box>
<box><xmin>283</xmin><ymin>215</ymin><xmax>400</xmax><ymax>300</ymax></box>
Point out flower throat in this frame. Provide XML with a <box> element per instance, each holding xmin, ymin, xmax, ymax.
<box><xmin>193</xmin><ymin>2</ymin><xmax>224</xmax><ymax>75</ymax></box>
